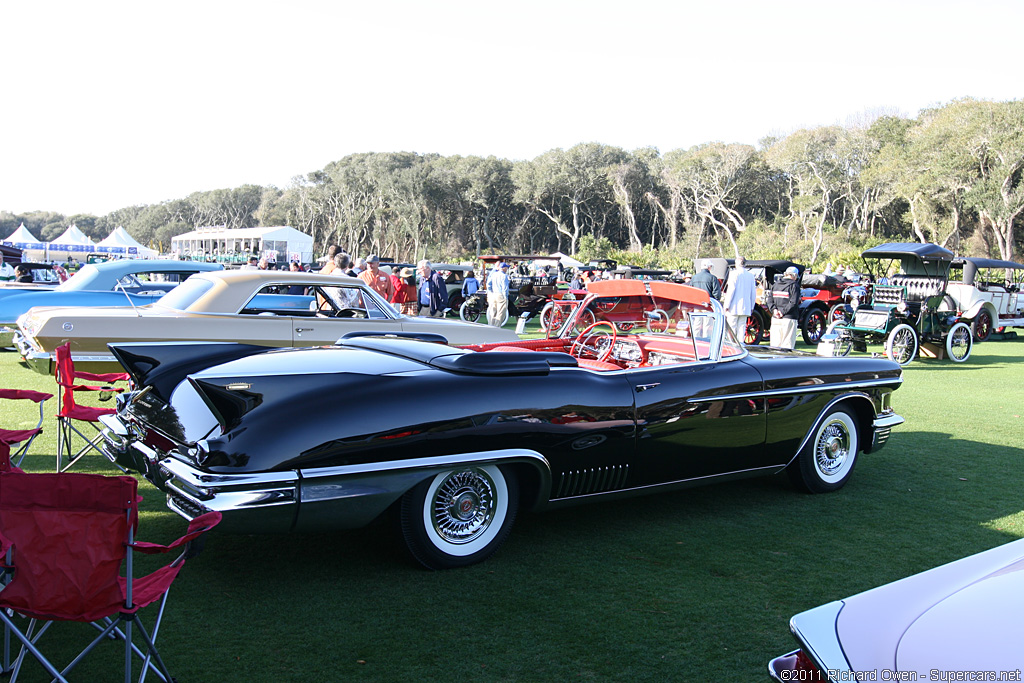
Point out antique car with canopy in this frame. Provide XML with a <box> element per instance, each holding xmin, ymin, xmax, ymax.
<box><xmin>100</xmin><ymin>279</ymin><xmax>904</xmax><ymax>570</ymax></box>
<box><xmin>944</xmin><ymin>256</ymin><xmax>1024</xmax><ymax>341</ymax></box>
<box><xmin>819</xmin><ymin>243</ymin><xmax>973</xmax><ymax>365</ymax></box>
<box><xmin>769</xmin><ymin>537</ymin><xmax>1024</xmax><ymax>680</ymax></box>
<box><xmin>14</xmin><ymin>270</ymin><xmax>517</xmax><ymax>375</ymax></box>
<box><xmin>0</xmin><ymin>259</ymin><xmax>223</xmax><ymax>348</ymax></box>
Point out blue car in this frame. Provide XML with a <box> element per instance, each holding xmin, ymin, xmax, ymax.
<box><xmin>0</xmin><ymin>259</ymin><xmax>223</xmax><ymax>347</ymax></box>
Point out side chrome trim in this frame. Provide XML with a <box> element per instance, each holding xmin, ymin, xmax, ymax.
<box><xmin>297</xmin><ymin>448</ymin><xmax>551</xmax><ymax>481</ymax></box>
<box><xmin>687</xmin><ymin>377</ymin><xmax>902</xmax><ymax>404</ymax></box>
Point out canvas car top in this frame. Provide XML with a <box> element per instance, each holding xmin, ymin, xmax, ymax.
<box><xmin>861</xmin><ymin>242</ymin><xmax>954</xmax><ymax>261</ymax></box>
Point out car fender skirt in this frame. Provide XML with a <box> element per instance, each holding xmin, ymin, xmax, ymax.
<box><xmin>293</xmin><ymin>449</ymin><xmax>552</xmax><ymax>533</ymax></box>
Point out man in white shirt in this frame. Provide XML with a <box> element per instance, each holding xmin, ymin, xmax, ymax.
<box><xmin>723</xmin><ymin>256</ymin><xmax>758</xmax><ymax>342</ymax></box>
<box><xmin>486</xmin><ymin>262</ymin><xmax>510</xmax><ymax>327</ymax></box>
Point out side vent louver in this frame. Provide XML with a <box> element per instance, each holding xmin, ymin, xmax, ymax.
<box><xmin>555</xmin><ymin>465</ymin><xmax>629</xmax><ymax>498</ymax></box>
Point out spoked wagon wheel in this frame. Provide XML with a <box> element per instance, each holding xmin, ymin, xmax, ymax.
<box><xmin>538</xmin><ymin>302</ymin><xmax>559</xmax><ymax>332</ymax></box>
<box><xmin>828</xmin><ymin>303</ymin><xmax>849</xmax><ymax>325</ymax></box>
<box><xmin>459</xmin><ymin>300</ymin><xmax>483</xmax><ymax>323</ymax></box>
<box><xmin>573</xmin><ymin>307</ymin><xmax>597</xmax><ymax>334</ymax></box>
<box><xmin>971</xmin><ymin>309</ymin><xmax>993</xmax><ymax>342</ymax></box>
<box><xmin>823</xmin><ymin>323</ymin><xmax>852</xmax><ymax>357</ymax></box>
<box><xmin>884</xmin><ymin>323</ymin><xmax>918</xmax><ymax>366</ymax></box>
<box><xmin>945</xmin><ymin>321</ymin><xmax>973</xmax><ymax>363</ymax></box>
<box><xmin>801</xmin><ymin>308</ymin><xmax>828</xmax><ymax>345</ymax></box>
<box><xmin>788</xmin><ymin>407</ymin><xmax>860</xmax><ymax>493</ymax></box>
<box><xmin>744</xmin><ymin>311</ymin><xmax>764</xmax><ymax>345</ymax></box>
<box><xmin>399</xmin><ymin>465</ymin><xmax>519</xmax><ymax>570</ymax></box>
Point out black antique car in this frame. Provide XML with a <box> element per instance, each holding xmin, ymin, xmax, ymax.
<box><xmin>101</xmin><ymin>279</ymin><xmax>904</xmax><ymax>569</ymax></box>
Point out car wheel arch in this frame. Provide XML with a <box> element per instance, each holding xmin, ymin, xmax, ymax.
<box><xmin>381</xmin><ymin>449</ymin><xmax>553</xmax><ymax>514</ymax></box>
<box><xmin>783</xmin><ymin>394</ymin><xmax>875</xmax><ymax>470</ymax></box>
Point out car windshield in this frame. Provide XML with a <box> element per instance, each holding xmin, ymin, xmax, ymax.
<box><xmin>549</xmin><ymin>280</ymin><xmax>744</xmax><ymax>363</ymax></box>
<box><xmin>153</xmin><ymin>277</ymin><xmax>215</xmax><ymax>311</ymax></box>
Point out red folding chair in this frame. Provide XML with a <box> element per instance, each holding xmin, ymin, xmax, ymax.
<box><xmin>0</xmin><ymin>470</ymin><xmax>221</xmax><ymax>682</ymax></box>
<box><xmin>54</xmin><ymin>342</ymin><xmax>130</xmax><ymax>472</ymax></box>
<box><xmin>0</xmin><ymin>388</ymin><xmax>52</xmax><ymax>469</ymax></box>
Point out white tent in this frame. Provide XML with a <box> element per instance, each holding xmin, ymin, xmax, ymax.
<box><xmin>49</xmin><ymin>224</ymin><xmax>96</xmax><ymax>255</ymax></box>
<box><xmin>97</xmin><ymin>227</ymin><xmax>158</xmax><ymax>258</ymax></box>
<box><xmin>170</xmin><ymin>225</ymin><xmax>314</xmax><ymax>265</ymax></box>
<box><xmin>550</xmin><ymin>251</ymin><xmax>585</xmax><ymax>268</ymax></box>
<box><xmin>2</xmin><ymin>223</ymin><xmax>47</xmax><ymax>251</ymax></box>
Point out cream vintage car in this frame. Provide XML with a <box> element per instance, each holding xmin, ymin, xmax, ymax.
<box><xmin>14</xmin><ymin>270</ymin><xmax>519</xmax><ymax>374</ymax></box>
<box><xmin>942</xmin><ymin>257</ymin><xmax>1024</xmax><ymax>341</ymax></box>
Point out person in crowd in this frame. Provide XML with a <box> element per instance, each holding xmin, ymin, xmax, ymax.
<box><xmin>723</xmin><ymin>256</ymin><xmax>757</xmax><ymax>342</ymax></box>
<box><xmin>334</xmin><ymin>253</ymin><xmax>356</xmax><ymax>277</ymax></box>
<box><xmin>462</xmin><ymin>270</ymin><xmax>480</xmax><ymax>299</ymax></box>
<box><xmin>14</xmin><ymin>264</ymin><xmax>33</xmax><ymax>283</ymax></box>
<box><xmin>286</xmin><ymin>261</ymin><xmax>305</xmax><ymax>294</ymax></box>
<box><xmin>486</xmin><ymin>262</ymin><xmax>510</xmax><ymax>327</ymax></box>
<box><xmin>391</xmin><ymin>266</ymin><xmax>418</xmax><ymax>315</ymax></box>
<box><xmin>353</xmin><ymin>257</ymin><xmax>367</xmax><ymax>275</ymax></box>
<box><xmin>257</xmin><ymin>257</ymin><xmax>269</xmax><ymax>270</ymax></box>
<box><xmin>689</xmin><ymin>260</ymin><xmax>722</xmax><ymax>301</ymax></box>
<box><xmin>569</xmin><ymin>269</ymin><xmax>584</xmax><ymax>290</ymax></box>
<box><xmin>766</xmin><ymin>265</ymin><xmax>802</xmax><ymax>349</ymax></box>
<box><xmin>358</xmin><ymin>254</ymin><xmax>395</xmax><ymax>299</ymax></box>
<box><xmin>417</xmin><ymin>260</ymin><xmax>449</xmax><ymax>317</ymax></box>
<box><xmin>320</xmin><ymin>245</ymin><xmax>340</xmax><ymax>274</ymax></box>
<box><xmin>242</xmin><ymin>256</ymin><xmax>259</xmax><ymax>270</ymax></box>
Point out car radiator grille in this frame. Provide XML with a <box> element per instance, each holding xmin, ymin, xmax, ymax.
<box><xmin>555</xmin><ymin>465</ymin><xmax>629</xmax><ymax>498</ymax></box>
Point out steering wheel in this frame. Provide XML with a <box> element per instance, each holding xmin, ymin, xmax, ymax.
<box><xmin>570</xmin><ymin>321</ymin><xmax>617</xmax><ymax>362</ymax></box>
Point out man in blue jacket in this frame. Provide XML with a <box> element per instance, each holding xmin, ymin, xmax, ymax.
<box><xmin>689</xmin><ymin>260</ymin><xmax>722</xmax><ymax>301</ymax></box>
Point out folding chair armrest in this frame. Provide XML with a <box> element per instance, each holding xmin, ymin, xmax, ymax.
<box><xmin>0</xmin><ymin>389</ymin><xmax>54</xmax><ymax>403</ymax></box>
<box><xmin>75</xmin><ymin>370</ymin><xmax>130</xmax><ymax>384</ymax></box>
<box><xmin>131</xmin><ymin>511</ymin><xmax>222</xmax><ymax>555</ymax></box>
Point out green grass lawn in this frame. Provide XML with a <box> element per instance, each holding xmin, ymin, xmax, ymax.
<box><xmin>1</xmin><ymin>334</ymin><xmax>1023</xmax><ymax>682</ymax></box>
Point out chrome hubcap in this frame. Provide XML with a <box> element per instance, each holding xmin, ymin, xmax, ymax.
<box><xmin>431</xmin><ymin>470</ymin><xmax>496</xmax><ymax>544</ymax></box>
<box><xmin>816</xmin><ymin>421</ymin><xmax>850</xmax><ymax>475</ymax></box>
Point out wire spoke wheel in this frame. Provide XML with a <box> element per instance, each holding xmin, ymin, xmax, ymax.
<box><xmin>789</xmin><ymin>407</ymin><xmax>859</xmax><ymax>493</ymax></box>
<box><xmin>945</xmin><ymin>321</ymin><xmax>973</xmax><ymax>362</ymax></box>
<box><xmin>399</xmin><ymin>465</ymin><xmax>518</xmax><ymax>570</ymax></box>
<box><xmin>885</xmin><ymin>323</ymin><xmax>918</xmax><ymax>365</ymax></box>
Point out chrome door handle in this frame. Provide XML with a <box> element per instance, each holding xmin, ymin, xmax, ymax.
<box><xmin>296</xmin><ymin>328</ymin><xmax>314</xmax><ymax>333</ymax></box>
<box><xmin>635</xmin><ymin>383</ymin><xmax>661</xmax><ymax>392</ymax></box>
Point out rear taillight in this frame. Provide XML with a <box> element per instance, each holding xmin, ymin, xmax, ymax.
<box><xmin>794</xmin><ymin>650</ymin><xmax>827</xmax><ymax>680</ymax></box>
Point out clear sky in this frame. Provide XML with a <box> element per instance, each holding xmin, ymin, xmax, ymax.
<box><xmin>2</xmin><ymin>0</ymin><xmax>1021</xmax><ymax>218</ymax></box>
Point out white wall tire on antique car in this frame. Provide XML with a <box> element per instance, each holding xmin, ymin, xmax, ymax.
<box><xmin>399</xmin><ymin>465</ymin><xmax>519</xmax><ymax>570</ymax></box>
<box><xmin>945</xmin><ymin>321</ymin><xmax>973</xmax><ymax>363</ymax></box>
<box><xmin>788</xmin><ymin>407</ymin><xmax>859</xmax><ymax>494</ymax></box>
<box><xmin>884</xmin><ymin>323</ymin><xmax>918</xmax><ymax>366</ymax></box>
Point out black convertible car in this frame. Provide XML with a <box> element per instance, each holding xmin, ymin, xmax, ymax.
<box><xmin>101</xmin><ymin>279</ymin><xmax>904</xmax><ymax>569</ymax></box>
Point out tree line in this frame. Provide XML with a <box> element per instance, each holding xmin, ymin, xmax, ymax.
<box><xmin>3</xmin><ymin>98</ymin><xmax>1022</xmax><ymax>270</ymax></box>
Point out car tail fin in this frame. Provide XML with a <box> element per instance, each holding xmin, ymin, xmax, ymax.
<box><xmin>187</xmin><ymin>377</ymin><xmax>260</xmax><ymax>433</ymax></box>
<box><xmin>108</xmin><ymin>342</ymin><xmax>270</xmax><ymax>401</ymax></box>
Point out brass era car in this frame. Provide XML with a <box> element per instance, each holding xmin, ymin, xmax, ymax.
<box><xmin>101</xmin><ymin>279</ymin><xmax>904</xmax><ymax>569</ymax></box>
<box><xmin>14</xmin><ymin>269</ymin><xmax>518</xmax><ymax>374</ymax></box>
